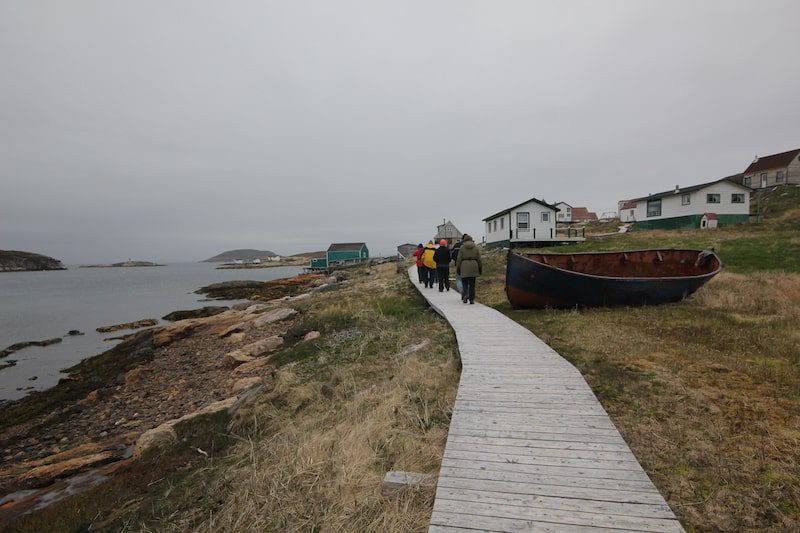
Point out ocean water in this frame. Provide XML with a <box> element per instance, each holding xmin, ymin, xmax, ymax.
<box><xmin>0</xmin><ymin>263</ymin><xmax>302</xmax><ymax>401</ymax></box>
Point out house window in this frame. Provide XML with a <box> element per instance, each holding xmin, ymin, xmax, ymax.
<box><xmin>493</xmin><ymin>220</ymin><xmax>497</xmax><ymax>232</ymax></box>
<box><xmin>646</xmin><ymin>199</ymin><xmax>661</xmax><ymax>217</ymax></box>
<box><xmin>707</xmin><ymin>194</ymin><xmax>720</xmax><ymax>204</ymax></box>
<box><xmin>777</xmin><ymin>171</ymin><xmax>785</xmax><ymax>183</ymax></box>
<box><xmin>744</xmin><ymin>176</ymin><xmax>752</xmax><ymax>187</ymax></box>
<box><xmin>500</xmin><ymin>218</ymin><xmax>504</xmax><ymax>230</ymax></box>
<box><xmin>517</xmin><ymin>212</ymin><xmax>529</xmax><ymax>230</ymax></box>
<box><xmin>487</xmin><ymin>222</ymin><xmax>491</xmax><ymax>233</ymax></box>
<box><xmin>732</xmin><ymin>193</ymin><xmax>745</xmax><ymax>203</ymax></box>
<box><xmin>630</xmin><ymin>209</ymin><xmax>634</xmax><ymax>218</ymax></box>
<box><xmin>541</xmin><ymin>212</ymin><xmax>550</xmax><ymax>222</ymax></box>
<box><xmin>681</xmin><ymin>193</ymin><xmax>691</xmax><ymax>205</ymax></box>
<box><xmin>760</xmin><ymin>173</ymin><xmax>767</xmax><ymax>187</ymax></box>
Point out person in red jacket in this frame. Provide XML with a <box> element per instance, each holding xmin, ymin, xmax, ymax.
<box><xmin>411</xmin><ymin>243</ymin><xmax>424</xmax><ymax>284</ymax></box>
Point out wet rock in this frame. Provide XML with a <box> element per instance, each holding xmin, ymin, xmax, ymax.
<box><xmin>161</xmin><ymin>306</ymin><xmax>229</xmax><ymax>321</ymax></box>
<box><xmin>1</xmin><ymin>338</ymin><xmax>63</xmax><ymax>358</ymax></box>
<box><xmin>97</xmin><ymin>319</ymin><xmax>158</xmax><ymax>333</ymax></box>
<box><xmin>67</xmin><ymin>330</ymin><xmax>84</xmax><ymax>336</ymax></box>
<box><xmin>28</xmin><ymin>376</ymin><xmax>38</xmax><ymax>381</ymax></box>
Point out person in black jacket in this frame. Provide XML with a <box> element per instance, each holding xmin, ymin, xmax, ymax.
<box><xmin>433</xmin><ymin>239</ymin><xmax>451</xmax><ymax>292</ymax></box>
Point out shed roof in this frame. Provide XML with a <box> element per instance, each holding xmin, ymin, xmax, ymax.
<box><xmin>483</xmin><ymin>197</ymin><xmax>559</xmax><ymax>221</ymax></box>
<box><xmin>627</xmin><ymin>175</ymin><xmax>749</xmax><ymax>203</ymax></box>
<box><xmin>744</xmin><ymin>148</ymin><xmax>800</xmax><ymax>174</ymax></box>
<box><xmin>328</xmin><ymin>242</ymin><xmax>366</xmax><ymax>252</ymax></box>
<box><xmin>571</xmin><ymin>207</ymin><xmax>598</xmax><ymax>220</ymax></box>
<box><xmin>702</xmin><ymin>212</ymin><xmax>719</xmax><ymax>220</ymax></box>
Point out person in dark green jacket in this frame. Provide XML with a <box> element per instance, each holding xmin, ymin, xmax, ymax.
<box><xmin>455</xmin><ymin>234</ymin><xmax>482</xmax><ymax>304</ymax></box>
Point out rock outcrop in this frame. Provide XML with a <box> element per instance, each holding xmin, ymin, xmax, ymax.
<box><xmin>162</xmin><ymin>306</ymin><xmax>228</xmax><ymax>321</ymax></box>
<box><xmin>202</xmin><ymin>249</ymin><xmax>277</xmax><ymax>263</ymax></box>
<box><xmin>96</xmin><ymin>319</ymin><xmax>158</xmax><ymax>333</ymax></box>
<box><xmin>0</xmin><ymin>250</ymin><xmax>66</xmax><ymax>272</ymax></box>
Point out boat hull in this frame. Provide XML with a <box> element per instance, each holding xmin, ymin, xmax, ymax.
<box><xmin>505</xmin><ymin>249</ymin><xmax>722</xmax><ymax>309</ymax></box>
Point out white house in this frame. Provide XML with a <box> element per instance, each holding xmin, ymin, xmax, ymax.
<box><xmin>618</xmin><ymin>176</ymin><xmax>751</xmax><ymax>230</ymax></box>
<box><xmin>483</xmin><ymin>196</ymin><xmax>584</xmax><ymax>247</ymax></box>
<box><xmin>554</xmin><ymin>202</ymin><xmax>572</xmax><ymax>223</ymax></box>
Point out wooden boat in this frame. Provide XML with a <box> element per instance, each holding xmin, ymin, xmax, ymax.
<box><xmin>505</xmin><ymin>249</ymin><xmax>722</xmax><ymax>308</ymax></box>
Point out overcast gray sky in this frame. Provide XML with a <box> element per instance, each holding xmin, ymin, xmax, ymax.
<box><xmin>1</xmin><ymin>1</ymin><xmax>798</xmax><ymax>262</ymax></box>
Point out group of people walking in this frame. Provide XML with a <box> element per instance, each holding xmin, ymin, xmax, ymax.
<box><xmin>412</xmin><ymin>235</ymin><xmax>482</xmax><ymax>304</ymax></box>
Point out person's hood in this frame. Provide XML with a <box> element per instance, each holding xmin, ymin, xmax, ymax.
<box><xmin>425</xmin><ymin>244</ymin><xmax>436</xmax><ymax>249</ymax></box>
<box><xmin>462</xmin><ymin>241</ymin><xmax>476</xmax><ymax>250</ymax></box>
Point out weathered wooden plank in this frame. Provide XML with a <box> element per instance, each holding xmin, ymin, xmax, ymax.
<box><xmin>443</xmin><ymin>449</ymin><xmax>645</xmax><ymax>474</ymax></box>
<box><xmin>440</xmin><ymin>457</ymin><xmax>653</xmax><ymax>483</ymax></box>
<box><xmin>446</xmin><ymin>441</ymin><xmax>640</xmax><ymax>463</ymax></box>
<box><xmin>432</xmin><ymin>500</ymin><xmax>683</xmax><ymax>533</ymax></box>
<box><xmin>435</xmin><ymin>487</ymin><xmax>676</xmax><ymax>519</ymax></box>
<box><xmin>446</xmin><ymin>427</ymin><xmax>629</xmax><ymax>445</ymax></box>
<box><xmin>429</xmin><ymin>512</ymin><xmax>636</xmax><ymax>532</ymax></box>
<box><xmin>437</xmin><ymin>474</ymin><xmax>669</xmax><ymax>505</ymax></box>
<box><xmin>447</xmin><ymin>434</ymin><xmax>632</xmax><ymax>453</ymax></box>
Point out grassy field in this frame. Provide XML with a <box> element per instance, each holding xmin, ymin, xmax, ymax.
<box><xmin>479</xmin><ymin>189</ymin><xmax>800</xmax><ymax>531</ymax></box>
<box><xmin>11</xmin><ymin>264</ymin><xmax>459</xmax><ymax>532</ymax></box>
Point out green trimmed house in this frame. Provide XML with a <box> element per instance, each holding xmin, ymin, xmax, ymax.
<box><xmin>618</xmin><ymin>176</ymin><xmax>751</xmax><ymax>230</ymax></box>
<box><xmin>309</xmin><ymin>242</ymin><xmax>369</xmax><ymax>270</ymax></box>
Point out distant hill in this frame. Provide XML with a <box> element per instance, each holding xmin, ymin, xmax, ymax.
<box><xmin>0</xmin><ymin>250</ymin><xmax>67</xmax><ymax>272</ymax></box>
<box><xmin>202</xmin><ymin>249</ymin><xmax>278</xmax><ymax>263</ymax></box>
<box><xmin>290</xmin><ymin>250</ymin><xmax>326</xmax><ymax>259</ymax></box>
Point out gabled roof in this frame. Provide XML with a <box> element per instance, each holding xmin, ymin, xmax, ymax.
<box><xmin>483</xmin><ymin>197</ymin><xmax>559</xmax><ymax>221</ymax></box>
<box><xmin>703</xmin><ymin>212</ymin><xmax>719</xmax><ymax>220</ymax></box>
<box><xmin>620</xmin><ymin>201</ymin><xmax>637</xmax><ymax>210</ymax></box>
<box><xmin>571</xmin><ymin>207</ymin><xmax>597</xmax><ymax>220</ymax></box>
<box><xmin>627</xmin><ymin>175</ymin><xmax>749</xmax><ymax>203</ymax></box>
<box><xmin>744</xmin><ymin>148</ymin><xmax>800</xmax><ymax>174</ymax></box>
<box><xmin>554</xmin><ymin>201</ymin><xmax>572</xmax><ymax>208</ymax></box>
<box><xmin>328</xmin><ymin>242</ymin><xmax>366</xmax><ymax>252</ymax></box>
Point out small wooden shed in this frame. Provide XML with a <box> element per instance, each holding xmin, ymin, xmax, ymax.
<box><xmin>700</xmin><ymin>213</ymin><xmax>719</xmax><ymax>229</ymax></box>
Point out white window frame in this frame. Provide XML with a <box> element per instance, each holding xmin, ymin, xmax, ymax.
<box><xmin>646</xmin><ymin>199</ymin><xmax>661</xmax><ymax>217</ymax></box>
<box><xmin>681</xmin><ymin>193</ymin><xmax>690</xmax><ymax>205</ymax></box>
<box><xmin>731</xmin><ymin>193</ymin><xmax>745</xmax><ymax>204</ymax></box>
<box><xmin>493</xmin><ymin>220</ymin><xmax>497</xmax><ymax>232</ymax></box>
<box><xmin>744</xmin><ymin>176</ymin><xmax>752</xmax><ymax>187</ymax></box>
<box><xmin>500</xmin><ymin>218</ymin><xmax>504</xmax><ymax>230</ymax></box>
<box><xmin>706</xmin><ymin>194</ymin><xmax>720</xmax><ymax>204</ymax></box>
<box><xmin>541</xmin><ymin>212</ymin><xmax>550</xmax><ymax>222</ymax></box>
<box><xmin>517</xmin><ymin>212</ymin><xmax>530</xmax><ymax>230</ymax></box>
<box><xmin>777</xmin><ymin>170</ymin><xmax>785</xmax><ymax>183</ymax></box>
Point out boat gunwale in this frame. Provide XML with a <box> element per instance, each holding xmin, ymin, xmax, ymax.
<box><xmin>510</xmin><ymin>248</ymin><xmax>724</xmax><ymax>283</ymax></box>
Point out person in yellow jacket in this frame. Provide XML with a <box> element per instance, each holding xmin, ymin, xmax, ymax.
<box><xmin>421</xmin><ymin>240</ymin><xmax>437</xmax><ymax>288</ymax></box>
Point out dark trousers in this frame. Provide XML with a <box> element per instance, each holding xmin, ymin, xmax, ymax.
<box><xmin>436</xmin><ymin>266</ymin><xmax>450</xmax><ymax>291</ymax></box>
<box><xmin>423</xmin><ymin>266</ymin><xmax>436</xmax><ymax>287</ymax></box>
<box><xmin>416</xmin><ymin>265</ymin><xmax>424</xmax><ymax>283</ymax></box>
<box><xmin>462</xmin><ymin>276</ymin><xmax>476</xmax><ymax>303</ymax></box>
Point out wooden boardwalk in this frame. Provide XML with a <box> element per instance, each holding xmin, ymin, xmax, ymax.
<box><xmin>408</xmin><ymin>268</ymin><xmax>683</xmax><ymax>533</ymax></box>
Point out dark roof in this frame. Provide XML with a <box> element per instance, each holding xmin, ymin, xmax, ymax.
<box><xmin>627</xmin><ymin>175</ymin><xmax>749</xmax><ymax>203</ymax></box>
<box><xmin>744</xmin><ymin>148</ymin><xmax>800</xmax><ymax>174</ymax></box>
<box><xmin>483</xmin><ymin>197</ymin><xmax>559</xmax><ymax>221</ymax></box>
<box><xmin>328</xmin><ymin>242</ymin><xmax>366</xmax><ymax>252</ymax></box>
<box><xmin>620</xmin><ymin>201</ymin><xmax>637</xmax><ymax>209</ymax></box>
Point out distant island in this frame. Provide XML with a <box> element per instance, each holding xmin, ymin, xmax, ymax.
<box><xmin>80</xmin><ymin>260</ymin><xmax>164</xmax><ymax>268</ymax></box>
<box><xmin>202</xmin><ymin>249</ymin><xmax>278</xmax><ymax>263</ymax></box>
<box><xmin>0</xmin><ymin>250</ymin><xmax>67</xmax><ymax>272</ymax></box>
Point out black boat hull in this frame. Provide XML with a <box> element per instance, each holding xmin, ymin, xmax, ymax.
<box><xmin>505</xmin><ymin>249</ymin><xmax>722</xmax><ymax>309</ymax></box>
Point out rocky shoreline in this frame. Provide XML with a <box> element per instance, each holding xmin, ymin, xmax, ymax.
<box><xmin>0</xmin><ymin>271</ymin><xmax>343</xmax><ymax>523</ymax></box>
<box><xmin>0</xmin><ymin>251</ymin><xmax>66</xmax><ymax>273</ymax></box>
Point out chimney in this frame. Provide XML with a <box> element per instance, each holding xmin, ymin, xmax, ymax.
<box><xmin>753</xmin><ymin>155</ymin><xmax>759</xmax><ymax>163</ymax></box>
<box><xmin>674</xmin><ymin>185</ymin><xmax>679</xmax><ymax>193</ymax></box>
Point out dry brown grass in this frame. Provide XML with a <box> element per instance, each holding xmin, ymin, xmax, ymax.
<box><xmin>122</xmin><ymin>264</ymin><xmax>460</xmax><ymax>532</ymax></box>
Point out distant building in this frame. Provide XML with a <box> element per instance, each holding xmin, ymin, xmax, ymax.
<box><xmin>483</xmin><ymin>196</ymin><xmax>584</xmax><ymax>248</ymax></box>
<box><xmin>739</xmin><ymin>148</ymin><xmax>800</xmax><ymax>189</ymax></box>
<box><xmin>433</xmin><ymin>220</ymin><xmax>463</xmax><ymax>246</ymax></box>
<box><xmin>554</xmin><ymin>202</ymin><xmax>572</xmax><ymax>223</ymax></box>
<box><xmin>397</xmin><ymin>243</ymin><xmax>418</xmax><ymax>258</ymax></box>
<box><xmin>310</xmin><ymin>242</ymin><xmax>370</xmax><ymax>270</ymax></box>
<box><xmin>700</xmin><ymin>212</ymin><xmax>719</xmax><ymax>229</ymax></box>
<box><xmin>618</xmin><ymin>176</ymin><xmax>751</xmax><ymax>230</ymax></box>
<box><xmin>570</xmin><ymin>207</ymin><xmax>598</xmax><ymax>222</ymax></box>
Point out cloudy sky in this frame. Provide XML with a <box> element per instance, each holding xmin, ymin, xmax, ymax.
<box><xmin>1</xmin><ymin>1</ymin><xmax>798</xmax><ymax>262</ymax></box>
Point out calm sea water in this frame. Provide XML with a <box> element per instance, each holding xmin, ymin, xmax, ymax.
<box><xmin>0</xmin><ymin>263</ymin><xmax>302</xmax><ymax>401</ymax></box>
